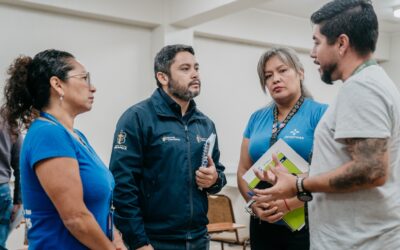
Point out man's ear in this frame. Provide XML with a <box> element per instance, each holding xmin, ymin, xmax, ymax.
<box><xmin>156</xmin><ymin>72</ymin><xmax>169</xmax><ymax>87</ymax></box>
<box><xmin>49</xmin><ymin>76</ymin><xmax>64</xmax><ymax>97</ymax></box>
<box><xmin>337</xmin><ymin>34</ymin><xmax>350</xmax><ymax>56</ymax></box>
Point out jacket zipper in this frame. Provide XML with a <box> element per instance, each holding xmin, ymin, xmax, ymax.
<box><xmin>184</xmin><ymin>123</ymin><xmax>194</xmax><ymax>240</ymax></box>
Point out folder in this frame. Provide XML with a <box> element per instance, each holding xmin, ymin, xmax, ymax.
<box><xmin>242</xmin><ymin>139</ymin><xmax>309</xmax><ymax>231</ymax></box>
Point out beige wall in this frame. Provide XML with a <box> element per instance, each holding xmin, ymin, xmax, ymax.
<box><xmin>382</xmin><ymin>33</ymin><xmax>400</xmax><ymax>89</ymax></box>
<box><xmin>0</xmin><ymin>4</ymin><xmax>154</xmax><ymax>165</ymax></box>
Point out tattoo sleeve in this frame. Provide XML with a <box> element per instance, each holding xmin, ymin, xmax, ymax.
<box><xmin>330</xmin><ymin>138</ymin><xmax>388</xmax><ymax>190</ymax></box>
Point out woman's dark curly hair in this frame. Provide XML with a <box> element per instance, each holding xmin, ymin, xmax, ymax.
<box><xmin>0</xmin><ymin>49</ymin><xmax>74</xmax><ymax>139</ymax></box>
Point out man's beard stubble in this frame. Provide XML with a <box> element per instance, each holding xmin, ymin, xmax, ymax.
<box><xmin>320</xmin><ymin>63</ymin><xmax>337</xmax><ymax>85</ymax></box>
<box><xmin>168</xmin><ymin>79</ymin><xmax>201</xmax><ymax>101</ymax></box>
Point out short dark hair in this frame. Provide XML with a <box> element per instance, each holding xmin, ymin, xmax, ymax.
<box><xmin>311</xmin><ymin>0</ymin><xmax>378</xmax><ymax>56</ymax></box>
<box><xmin>154</xmin><ymin>44</ymin><xmax>195</xmax><ymax>87</ymax></box>
<box><xmin>1</xmin><ymin>49</ymin><xmax>74</xmax><ymax>138</ymax></box>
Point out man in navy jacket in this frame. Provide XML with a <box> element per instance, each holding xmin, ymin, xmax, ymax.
<box><xmin>110</xmin><ymin>44</ymin><xmax>226</xmax><ymax>250</ymax></box>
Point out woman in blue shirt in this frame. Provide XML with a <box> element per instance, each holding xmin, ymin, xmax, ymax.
<box><xmin>237</xmin><ymin>47</ymin><xmax>327</xmax><ymax>250</ymax></box>
<box><xmin>0</xmin><ymin>49</ymin><xmax>123</xmax><ymax>250</ymax></box>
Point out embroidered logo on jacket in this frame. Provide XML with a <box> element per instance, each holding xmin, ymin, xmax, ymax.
<box><xmin>114</xmin><ymin>130</ymin><xmax>127</xmax><ymax>150</ymax></box>
<box><xmin>162</xmin><ymin>136</ymin><xmax>181</xmax><ymax>142</ymax></box>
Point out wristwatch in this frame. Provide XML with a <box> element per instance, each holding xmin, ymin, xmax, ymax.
<box><xmin>296</xmin><ymin>176</ymin><xmax>313</xmax><ymax>202</ymax></box>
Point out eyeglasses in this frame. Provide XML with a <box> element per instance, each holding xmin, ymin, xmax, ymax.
<box><xmin>66</xmin><ymin>72</ymin><xmax>91</xmax><ymax>88</ymax></box>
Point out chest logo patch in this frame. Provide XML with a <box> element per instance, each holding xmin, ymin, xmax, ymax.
<box><xmin>284</xmin><ymin>129</ymin><xmax>304</xmax><ymax>140</ymax></box>
<box><xmin>162</xmin><ymin>136</ymin><xmax>181</xmax><ymax>142</ymax></box>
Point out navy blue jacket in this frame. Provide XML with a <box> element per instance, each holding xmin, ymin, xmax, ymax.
<box><xmin>110</xmin><ymin>88</ymin><xmax>226</xmax><ymax>249</ymax></box>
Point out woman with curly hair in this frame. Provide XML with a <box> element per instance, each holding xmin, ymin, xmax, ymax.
<box><xmin>1</xmin><ymin>49</ymin><xmax>124</xmax><ymax>250</ymax></box>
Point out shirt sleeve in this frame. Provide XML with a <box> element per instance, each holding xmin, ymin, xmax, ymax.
<box><xmin>334</xmin><ymin>80</ymin><xmax>391</xmax><ymax>140</ymax></box>
<box><xmin>243</xmin><ymin>112</ymin><xmax>257</xmax><ymax>139</ymax></box>
<box><xmin>109</xmin><ymin>110</ymin><xmax>150</xmax><ymax>249</ymax></box>
<box><xmin>27</xmin><ymin>124</ymin><xmax>77</xmax><ymax>168</ymax></box>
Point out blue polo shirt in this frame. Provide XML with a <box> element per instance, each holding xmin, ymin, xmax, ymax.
<box><xmin>244</xmin><ymin>98</ymin><xmax>327</xmax><ymax>163</ymax></box>
<box><xmin>21</xmin><ymin>118</ymin><xmax>114</xmax><ymax>250</ymax></box>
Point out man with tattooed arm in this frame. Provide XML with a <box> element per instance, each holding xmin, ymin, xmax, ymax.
<box><xmin>252</xmin><ymin>1</ymin><xmax>400</xmax><ymax>249</ymax></box>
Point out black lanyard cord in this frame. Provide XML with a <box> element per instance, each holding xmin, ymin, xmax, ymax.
<box><xmin>270</xmin><ymin>96</ymin><xmax>305</xmax><ymax>147</ymax></box>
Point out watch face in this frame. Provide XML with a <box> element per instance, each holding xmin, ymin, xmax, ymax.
<box><xmin>298</xmin><ymin>192</ymin><xmax>313</xmax><ymax>202</ymax></box>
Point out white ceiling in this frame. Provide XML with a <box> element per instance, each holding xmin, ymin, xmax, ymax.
<box><xmin>256</xmin><ymin>0</ymin><xmax>400</xmax><ymax>33</ymax></box>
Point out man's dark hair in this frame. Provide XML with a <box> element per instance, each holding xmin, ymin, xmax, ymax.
<box><xmin>311</xmin><ymin>0</ymin><xmax>378</xmax><ymax>56</ymax></box>
<box><xmin>154</xmin><ymin>44</ymin><xmax>195</xmax><ymax>87</ymax></box>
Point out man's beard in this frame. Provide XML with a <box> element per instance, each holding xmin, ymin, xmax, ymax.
<box><xmin>320</xmin><ymin>63</ymin><xmax>337</xmax><ymax>85</ymax></box>
<box><xmin>168</xmin><ymin>79</ymin><xmax>200</xmax><ymax>101</ymax></box>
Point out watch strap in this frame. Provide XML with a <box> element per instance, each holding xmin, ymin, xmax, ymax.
<box><xmin>296</xmin><ymin>176</ymin><xmax>304</xmax><ymax>193</ymax></box>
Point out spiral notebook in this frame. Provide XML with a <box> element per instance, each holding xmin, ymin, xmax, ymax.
<box><xmin>201</xmin><ymin>133</ymin><xmax>216</xmax><ymax>167</ymax></box>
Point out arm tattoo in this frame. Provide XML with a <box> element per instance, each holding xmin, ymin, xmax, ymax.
<box><xmin>330</xmin><ymin>138</ymin><xmax>388</xmax><ymax>190</ymax></box>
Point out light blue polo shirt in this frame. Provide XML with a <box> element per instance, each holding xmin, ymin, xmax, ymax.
<box><xmin>244</xmin><ymin>98</ymin><xmax>327</xmax><ymax>163</ymax></box>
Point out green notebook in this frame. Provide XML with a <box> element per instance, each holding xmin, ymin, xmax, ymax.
<box><xmin>242</xmin><ymin>139</ymin><xmax>309</xmax><ymax>231</ymax></box>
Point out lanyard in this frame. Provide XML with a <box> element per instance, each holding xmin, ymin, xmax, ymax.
<box><xmin>39</xmin><ymin>112</ymin><xmax>92</xmax><ymax>153</ymax></box>
<box><xmin>270</xmin><ymin>96</ymin><xmax>304</xmax><ymax>147</ymax></box>
<box><xmin>351</xmin><ymin>59</ymin><xmax>377</xmax><ymax>76</ymax></box>
<box><xmin>40</xmin><ymin>111</ymin><xmax>62</xmax><ymax>126</ymax></box>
